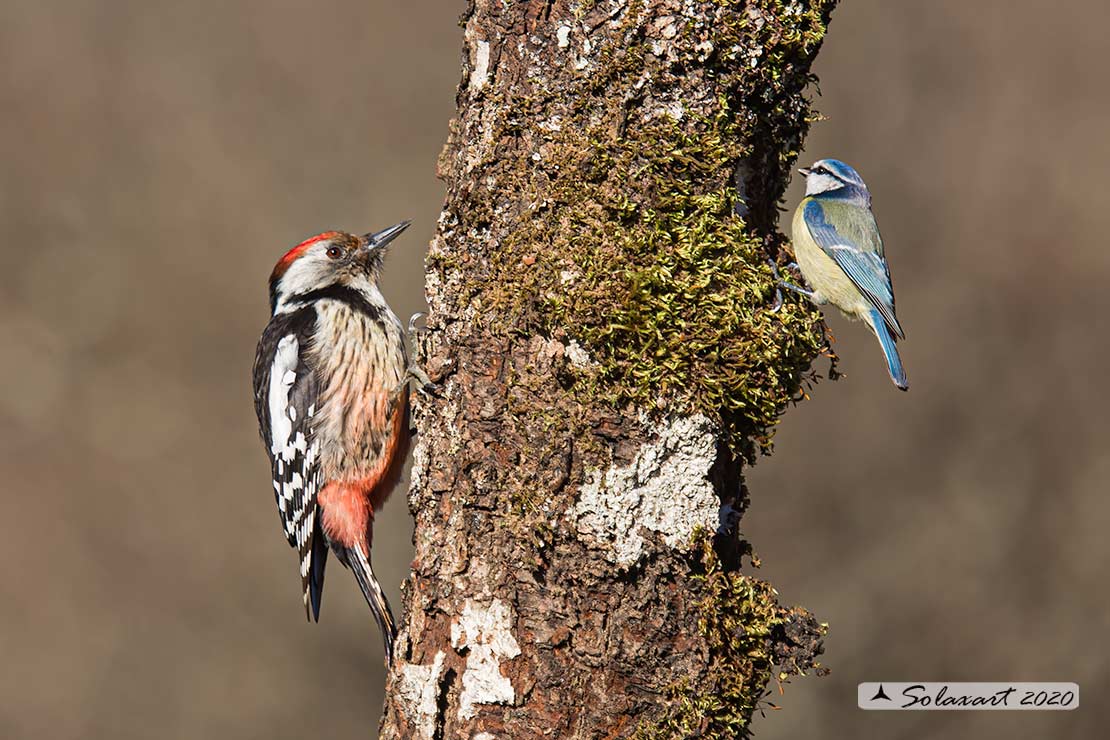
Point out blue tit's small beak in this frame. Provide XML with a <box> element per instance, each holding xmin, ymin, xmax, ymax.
<box><xmin>798</xmin><ymin>167</ymin><xmax>812</xmax><ymax>177</ymax></box>
<box><xmin>363</xmin><ymin>220</ymin><xmax>411</xmax><ymax>249</ymax></box>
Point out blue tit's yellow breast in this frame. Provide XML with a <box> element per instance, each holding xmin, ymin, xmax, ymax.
<box><xmin>791</xmin><ymin>200</ymin><xmax>871</xmax><ymax>320</ymax></box>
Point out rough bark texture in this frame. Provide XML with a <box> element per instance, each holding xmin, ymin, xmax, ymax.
<box><xmin>382</xmin><ymin>1</ymin><xmax>837</xmax><ymax>737</ymax></box>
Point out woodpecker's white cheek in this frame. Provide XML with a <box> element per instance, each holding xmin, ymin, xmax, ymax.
<box><xmin>273</xmin><ymin>258</ymin><xmax>334</xmax><ymax>314</ymax></box>
<box><xmin>268</xmin><ymin>335</ymin><xmax>299</xmax><ymax>456</ymax></box>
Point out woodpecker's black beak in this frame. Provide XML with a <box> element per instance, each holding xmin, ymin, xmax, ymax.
<box><xmin>798</xmin><ymin>167</ymin><xmax>812</xmax><ymax>177</ymax></box>
<box><xmin>364</xmin><ymin>220</ymin><xmax>411</xmax><ymax>250</ymax></box>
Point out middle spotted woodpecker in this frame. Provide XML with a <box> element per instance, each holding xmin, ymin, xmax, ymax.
<box><xmin>252</xmin><ymin>222</ymin><xmax>418</xmax><ymax>665</ymax></box>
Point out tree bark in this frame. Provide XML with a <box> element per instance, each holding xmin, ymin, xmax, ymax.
<box><xmin>382</xmin><ymin>1</ymin><xmax>837</xmax><ymax>737</ymax></box>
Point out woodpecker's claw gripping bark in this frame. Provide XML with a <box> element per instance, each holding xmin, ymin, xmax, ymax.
<box><xmin>407</xmin><ymin>365</ymin><xmax>437</xmax><ymax>396</ymax></box>
<box><xmin>405</xmin><ymin>312</ymin><xmax>437</xmax><ymax>397</ymax></box>
<box><xmin>407</xmin><ymin>311</ymin><xmax>427</xmax><ymax>337</ymax></box>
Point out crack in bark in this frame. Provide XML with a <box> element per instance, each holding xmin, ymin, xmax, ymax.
<box><xmin>432</xmin><ymin>667</ymin><xmax>456</xmax><ymax>740</ymax></box>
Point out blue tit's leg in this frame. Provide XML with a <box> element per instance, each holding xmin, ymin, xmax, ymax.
<box><xmin>769</xmin><ymin>283</ymin><xmax>785</xmax><ymax>313</ymax></box>
<box><xmin>780</xmin><ymin>280</ymin><xmax>819</xmax><ymax>300</ymax></box>
<box><xmin>765</xmin><ymin>258</ymin><xmax>785</xmax><ymax>313</ymax></box>
<box><xmin>767</xmin><ymin>258</ymin><xmax>820</xmax><ymax>304</ymax></box>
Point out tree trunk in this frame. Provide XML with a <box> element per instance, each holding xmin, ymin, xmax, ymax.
<box><xmin>381</xmin><ymin>1</ymin><xmax>837</xmax><ymax>737</ymax></box>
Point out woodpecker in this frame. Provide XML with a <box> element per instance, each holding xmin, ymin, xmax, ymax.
<box><xmin>252</xmin><ymin>222</ymin><xmax>415</xmax><ymax>665</ymax></box>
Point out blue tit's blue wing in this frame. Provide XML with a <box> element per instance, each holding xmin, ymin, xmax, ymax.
<box><xmin>802</xmin><ymin>199</ymin><xmax>904</xmax><ymax>340</ymax></box>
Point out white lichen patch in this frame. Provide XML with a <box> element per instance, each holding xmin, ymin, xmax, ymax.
<box><xmin>564</xmin><ymin>340</ymin><xmax>591</xmax><ymax>369</ymax></box>
<box><xmin>409</xmin><ymin>431</ymin><xmax>428</xmax><ymax>495</ymax></box>
<box><xmin>556</xmin><ymin>24</ymin><xmax>571</xmax><ymax>48</ymax></box>
<box><xmin>451</xmin><ymin>599</ymin><xmax>522</xmax><ymax>720</ymax></box>
<box><xmin>396</xmin><ymin>651</ymin><xmax>446</xmax><ymax>740</ymax></box>
<box><xmin>572</xmin><ymin>414</ymin><xmax>720</xmax><ymax>566</ymax></box>
<box><xmin>573</xmin><ymin>36</ymin><xmax>593</xmax><ymax>71</ymax></box>
<box><xmin>470</xmin><ymin>40</ymin><xmax>491</xmax><ymax>91</ymax></box>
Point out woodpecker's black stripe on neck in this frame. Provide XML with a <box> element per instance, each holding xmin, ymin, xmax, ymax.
<box><xmin>288</xmin><ymin>285</ymin><xmax>384</xmax><ymax>322</ymax></box>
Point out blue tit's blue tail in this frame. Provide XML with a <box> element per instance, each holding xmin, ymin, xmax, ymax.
<box><xmin>868</xmin><ymin>308</ymin><xmax>908</xmax><ymax>391</ymax></box>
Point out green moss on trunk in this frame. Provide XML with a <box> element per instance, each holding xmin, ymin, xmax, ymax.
<box><xmin>634</xmin><ymin>538</ymin><xmax>826</xmax><ymax>739</ymax></box>
<box><xmin>434</xmin><ymin>0</ymin><xmax>837</xmax><ymax>461</ymax></box>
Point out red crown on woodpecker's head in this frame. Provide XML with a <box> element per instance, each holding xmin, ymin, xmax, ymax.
<box><xmin>270</xmin><ymin>231</ymin><xmax>342</xmax><ymax>285</ymax></box>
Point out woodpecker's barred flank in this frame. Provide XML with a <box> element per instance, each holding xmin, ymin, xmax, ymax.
<box><xmin>252</xmin><ymin>222</ymin><xmax>413</xmax><ymax>665</ymax></box>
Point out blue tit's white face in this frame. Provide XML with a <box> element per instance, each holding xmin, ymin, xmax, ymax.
<box><xmin>800</xmin><ymin>158</ymin><xmax>869</xmax><ymax>198</ymax></box>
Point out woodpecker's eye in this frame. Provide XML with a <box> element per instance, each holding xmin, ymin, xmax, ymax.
<box><xmin>325</xmin><ymin>246</ymin><xmax>342</xmax><ymax>259</ymax></box>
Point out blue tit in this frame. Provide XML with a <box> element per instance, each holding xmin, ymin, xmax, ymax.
<box><xmin>785</xmin><ymin>158</ymin><xmax>908</xmax><ymax>390</ymax></box>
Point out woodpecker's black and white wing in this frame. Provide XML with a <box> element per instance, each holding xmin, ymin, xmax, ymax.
<box><xmin>252</xmin><ymin>307</ymin><xmax>327</xmax><ymax>621</ymax></box>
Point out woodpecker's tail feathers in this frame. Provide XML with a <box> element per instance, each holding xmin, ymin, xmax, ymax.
<box><xmin>350</xmin><ymin>543</ymin><xmax>397</xmax><ymax>666</ymax></box>
<box><xmin>302</xmin><ymin>514</ymin><xmax>328</xmax><ymax>622</ymax></box>
<box><xmin>868</xmin><ymin>307</ymin><xmax>909</xmax><ymax>391</ymax></box>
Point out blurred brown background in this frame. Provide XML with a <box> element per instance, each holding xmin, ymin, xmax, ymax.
<box><xmin>1</xmin><ymin>1</ymin><xmax>1106</xmax><ymax>738</ymax></box>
